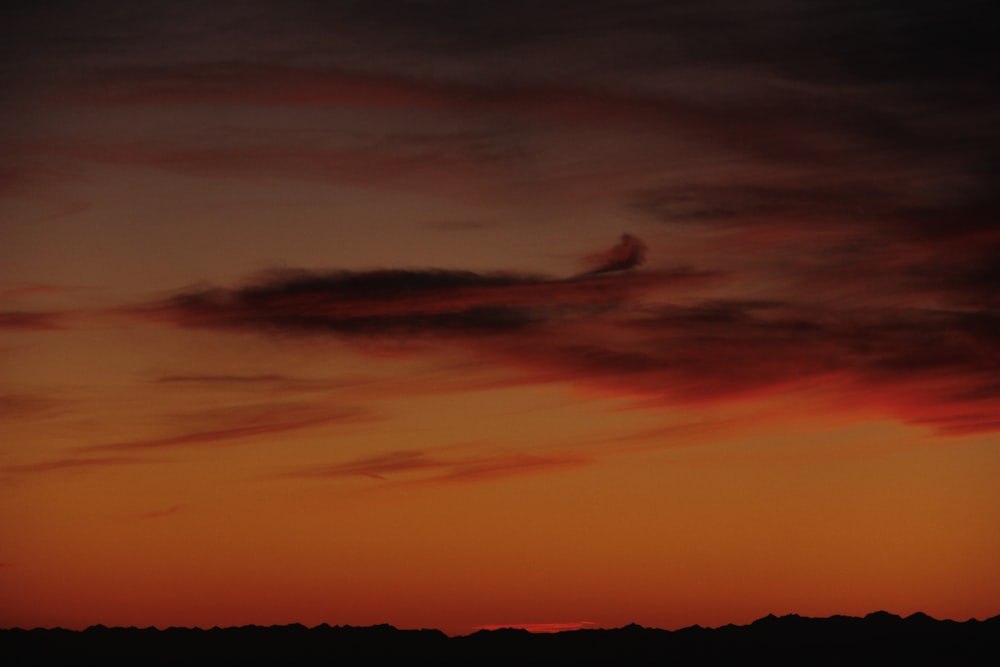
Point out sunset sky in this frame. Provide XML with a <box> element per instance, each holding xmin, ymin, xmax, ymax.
<box><xmin>2</xmin><ymin>1</ymin><xmax>998</xmax><ymax>635</ymax></box>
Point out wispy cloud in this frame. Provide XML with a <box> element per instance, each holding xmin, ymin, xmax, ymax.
<box><xmin>129</xmin><ymin>246</ymin><xmax>707</xmax><ymax>338</ymax></box>
<box><xmin>51</xmin><ymin>60</ymin><xmax>933</xmax><ymax>169</ymax></box>
<box><xmin>2</xmin><ymin>456</ymin><xmax>159</xmax><ymax>474</ymax></box>
<box><xmin>630</xmin><ymin>172</ymin><xmax>1000</xmax><ymax>308</ymax></box>
<box><xmin>0</xmin><ymin>393</ymin><xmax>68</xmax><ymax>420</ymax></box>
<box><xmin>153</xmin><ymin>373</ymin><xmax>295</xmax><ymax>386</ymax></box>
<box><xmin>131</xmin><ymin>250</ymin><xmax>1000</xmax><ymax>435</ymax></box>
<box><xmin>0</xmin><ymin>311</ymin><xmax>65</xmax><ymax>330</ymax></box>
<box><xmin>0</xmin><ymin>284</ymin><xmax>67</xmax><ymax>301</ymax></box>
<box><xmin>281</xmin><ymin>447</ymin><xmax>590</xmax><ymax>486</ymax></box>
<box><xmin>127</xmin><ymin>504</ymin><xmax>184</xmax><ymax>521</ymax></box>
<box><xmin>431</xmin><ymin>452</ymin><xmax>590</xmax><ymax>483</ymax></box>
<box><xmin>497</xmin><ymin>303</ymin><xmax>1000</xmax><ymax>433</ymax></box>
<box><xmin>76</xmin><ymin>402</ymin><xmax>370</xmax><ymax>454</ymax></box>
<box><xmin>578</xmin><ymin>233</ymin><xmax>647</xmax><ymax>277</ymax></box>
<box><xmin>422</xmin><ymin>219</ymin><xmax>498</xmax><ymax>232</ymax></box>
<box><xmin>9</xmin><ymin>0</ymin><xmax>996</xmax><ymax>442</ymax></box>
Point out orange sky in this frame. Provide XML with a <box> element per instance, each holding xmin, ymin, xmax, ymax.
<box><xmin>2</xmin><ymin>1</ymin><xmax>999</xmax><ymax>636</ymax></box>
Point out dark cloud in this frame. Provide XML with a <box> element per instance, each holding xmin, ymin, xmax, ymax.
<box><xmin>580</xmin><ymin>234</ymin><xmax>647</xmax><ymax>276</ymax></box>
<box><xmin>491</xmin><ymin>303</ymin><xmax>1000</xmax><ymax>435</ymax></box>
<box><xmin>631</xmin><ymin>183</ymin><xmax>893</xmax><ymax>225</ymax></box>
<box><xmin>640</xmin><ymin>182</ymin><xmax>1000</xmax><ymax>317</ymax></box>
<box><xmin>0</xmin><ymin>311</ymin><xmax>65</xmax><ymax>330</ymax></box>
<box><xmin>133</xmin><ymin>260</ymin><xmax>706</xmax><ymax>338</ymax></box>
<box><xmin>631</xmin><ymin>179</ymin><xmax>1000</xmax><ymax>250</ymax></box>
<box><xmin>7</xmin><ymin>1</ymin><xmax>997</xmax><ymax>440</ymax></box>
<box><xmin>146</xmin><ymin>270</ymin><xmax>548</xmax><ymax>336</ymax></box>
<box><xmin>17</xmin><ymin>1</ymin><xmax>994</xmax><ymax>217</ymax></box>
<box><xmin>48</xmin><ymin>62</ymin><xmax>920</xmax><ymax>168</ymax></box>
<box><xmin>132</xmin><ymin>241</ymin><xmax>1000</xmax><ymax>434</ymax></box>
<box><xmin>10</xmin><ymin>2</ymin><xmax>998</xmax><ymax>159</ymax></box>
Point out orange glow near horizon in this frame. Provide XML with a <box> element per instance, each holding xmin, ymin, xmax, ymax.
<box><xmin>3</xmin><ymin>378</ymin><xmax>998</xmax><ymax>634</ymax></box>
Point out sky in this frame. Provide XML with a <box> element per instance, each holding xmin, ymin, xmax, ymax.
<box><xmin>1</xmin><ymin>0</ymin><xmax>999</xmax><ymax>636</ymax></box>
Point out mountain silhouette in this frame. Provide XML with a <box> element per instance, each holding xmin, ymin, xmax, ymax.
<box><xmin>2</xmin><ymin>612</ymin><xmax>997</xmax><ymax>666</ymax></box>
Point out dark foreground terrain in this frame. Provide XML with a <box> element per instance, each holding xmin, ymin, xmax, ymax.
<box><xmin>3</xmin><ymin>611</ymin><xmax>998</xmax><ymax>666</ymax></box>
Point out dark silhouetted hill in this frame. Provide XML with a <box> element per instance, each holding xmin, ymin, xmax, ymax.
<box><xmin>2</xmin><ymin>612</ymin><xmax>998</xmax><ymax>666</ymax></box>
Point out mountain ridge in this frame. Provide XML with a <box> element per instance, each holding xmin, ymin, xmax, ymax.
<box><xmin>3</xmin><ymin>611</ymin><xmax>998</xmax><ymax>666</ymax></box>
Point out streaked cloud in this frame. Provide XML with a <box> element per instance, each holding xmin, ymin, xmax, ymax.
<box><xmin>0</xmin><ymin>284</ymin><xmax>68</xmax><ymax>300</ymax></box>
<box><xmin>579</xmin><ymin>233</ymin><xmax>647</xmax><ymax>277</ymax></box>
<box><xmin>0</xmin><ymin>311</ymin><xmax>65</xmax><ymax>330</ymax></box>
<box><xmin>130</xmin><ymin>256</ymin><xmax>999</xmax><ymax>435</ymax></box>
<box><xmin>153</xmin><ymin>374</ymin><xmax>298</xmax><ymax>386</ymax></box>
<box><xmin>2</xmin><ymin>456</ymin><xmax>159</xmax><ymax>475</ymax></box>
<box><xmin>502</xmin><ymin>304</ymin><xmax>1000</xmax><ymax>435</ymax></box>
<box><xmin>130</xmin><ymin>245</ymin><xmax>706</xmax><ymax>338</ymax></box>
<box><xmin>75</xmin><ymin>402</ymin><xmax>371</xmax><ymax>454</ymax></box>
<box><xmin>2</xmin><ymin>0</ymin><xmax>998</xmax><ymax>634</ymax></box>
<box><xmin>422</xmin><ymin>219</ymin><xmax>498</xmax><ymax>232</ymax></box>
<box><xmin>0</xmin><ymin>393</ymin><xmax>68</xmax><ymax>420</ymax></box>
<box><xmin>128</xmin><ymin>504</ymin><xmax>185</xmax><ymax>521</ymax></box>
<box><xmin>283</xmin><ymin>447</ymin><xmax>590</xmax><ymax>486</ymax></box>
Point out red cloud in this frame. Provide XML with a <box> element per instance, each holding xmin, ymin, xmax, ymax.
<box><xmin>129</xmin><ymin>259</ymin><xmax>1000</xmax><ymax>436</ymax></box>
<box><xmin>117</xmin><ymin>192</ymin><xmax>1000</xmax><ymax>441</ymax></box>
<box><xmin>0</xmin><ymin>311</ymin><xmax>65</xmax><ymax>330</ymax></box>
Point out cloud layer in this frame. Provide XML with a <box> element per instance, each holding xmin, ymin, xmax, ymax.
<box><xmin>5</xmin><ymin>0</ymin><xmax>999</xmax><ymax>470</ymax></box>
<box><xmin>282</xmin><ymin>447</ymin><xmax>591</xmax><ymax>486</ymax></box>
<box><xmin>132</xmin><ymin>243</ymin><xmax>703</xmax><ymax>338</ymax></box>
<box><xmin>131</xmin><ymin>229</ymin><xmax>1000</xmax><ymax>436</ymax></box>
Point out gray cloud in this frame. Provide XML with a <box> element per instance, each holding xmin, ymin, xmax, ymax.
<box><xmin>579</xmin><ymin>234</ymin><xmax>647</xmax><ymax>276</ymax></box>
<box><xmin>131</xmin><ymin>252</ymin><xmax>707</xmax><ymax>338</ymax></box>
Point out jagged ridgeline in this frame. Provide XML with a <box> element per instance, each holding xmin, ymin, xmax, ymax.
<box><xmin>2</xmin><ymin>612</ymin><xmax>998</xmax><ymax>666</ymax></box>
